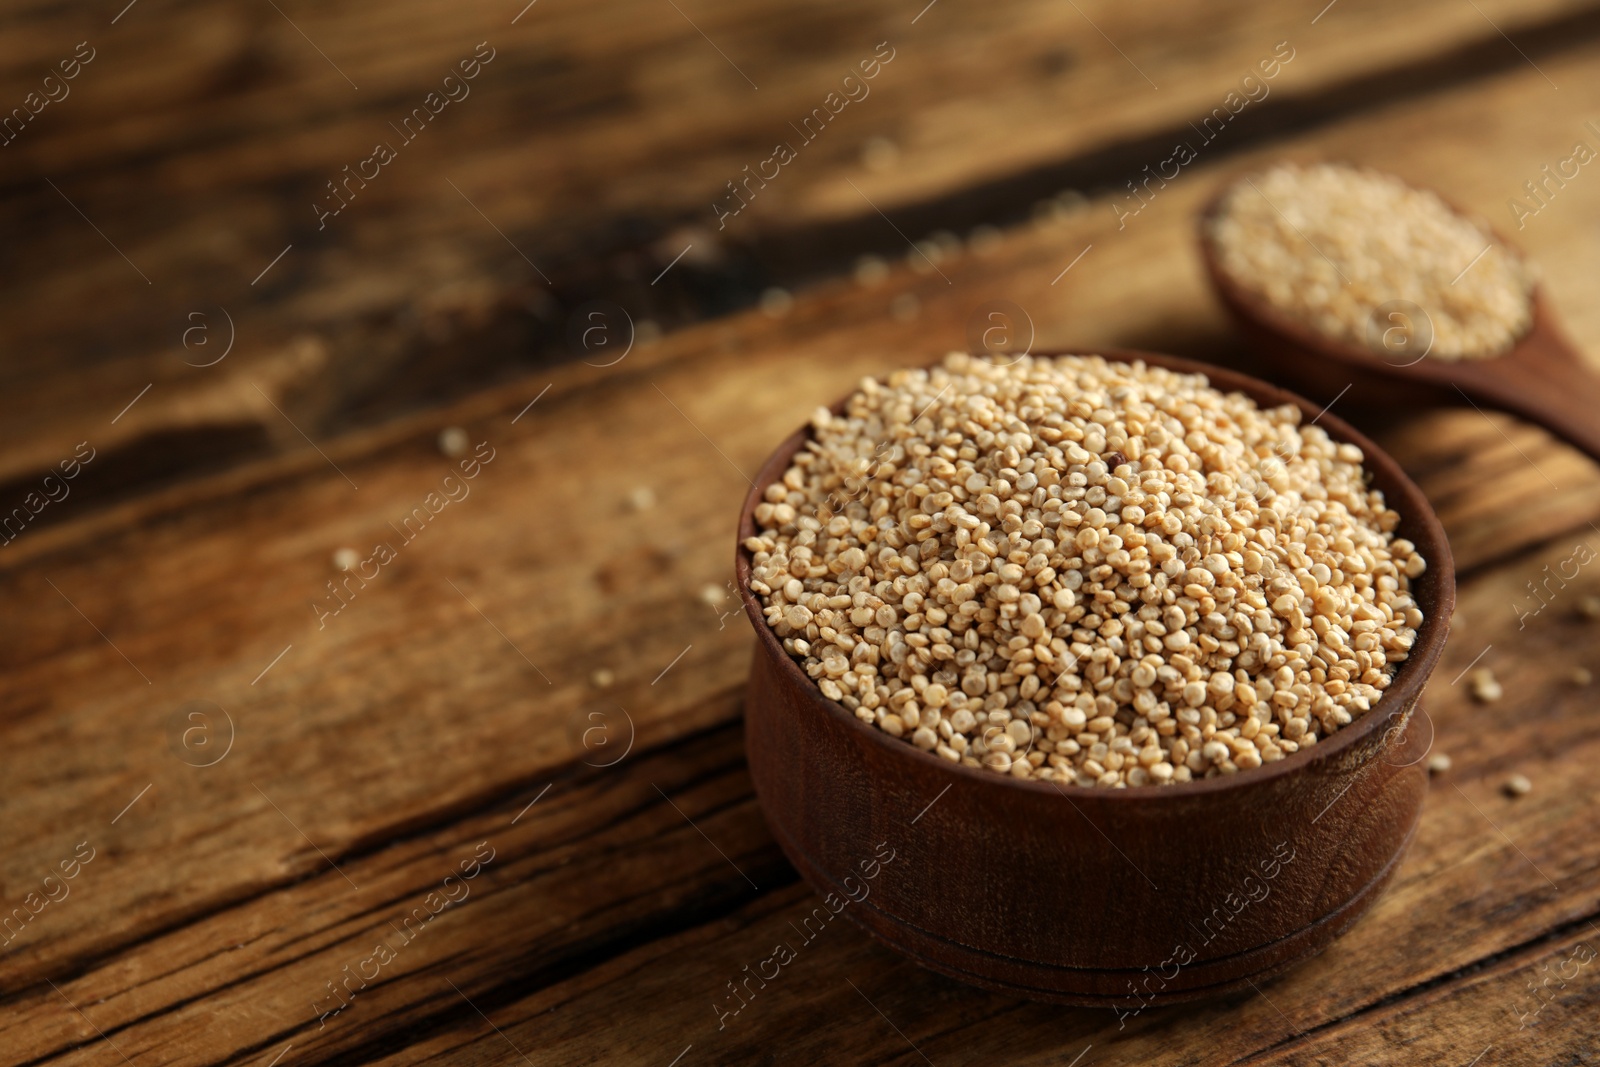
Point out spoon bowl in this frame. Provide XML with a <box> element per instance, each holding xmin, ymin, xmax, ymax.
<box><xmin>1198</xmin><ymin>168</ymin><xmax>1600</xmax><ymax>464</ymax></box>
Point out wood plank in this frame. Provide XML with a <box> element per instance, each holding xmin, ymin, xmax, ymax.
<box><xmin>0</xmin><ymin>721</ymin><xmax>792</xmax><ymax>1066</ymax></box>
<box><xmin>8</xmin><ymin>25</ymin><xmax>1600</xmax><ymax>1066</ymax></box>
<box><xmin>7</xmin><ymin>24</ymin><xmax>1600</xmax><ymax>1010</ymax></box>
<box><xmin>1266</xmin><ymin>924</ymin><xmax>1600</xmax><ymax>1065</ymax></box>
<box><xmin>9</xmin><ymin>525</ymin><xmax>1597</xmax><ymax>1066</ymax></box>
<box><xmin>303</xmin><ymin>533</ymin><xmax>1600</xmax><ymax>1066</ymax></box>
<box><xmin>4</xmin><ymin>0</ymin><xmax>1600</xmax><ymax>503</ymax></box>
<box><xmin>1371</xmin><ymin>409</ymin><xmax>1600</xmax><ymax>573</ymax></box>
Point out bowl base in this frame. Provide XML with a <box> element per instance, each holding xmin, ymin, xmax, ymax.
<box><xmin>768</xmin><ymin>809</ymin><xmax>1420</xmax><ymax>1011</ymax></box>
<box><xmin>767</xmin><ymin>806</ymin><xmax>1418</xmax><ymax>1006</ymax></box>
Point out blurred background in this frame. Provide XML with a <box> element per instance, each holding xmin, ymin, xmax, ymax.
<box><xmin>2</xmin><ymin>0</ymin><xmax>1598</xmax><ymax>1063</ymax></box>
<box><xmin>4</xmin><ymin>0</ymin><xmax>1597</xmax><ymax>515</ymax></box>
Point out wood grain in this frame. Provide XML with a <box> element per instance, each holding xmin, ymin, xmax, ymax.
<box><xmin>6</xmin><ymin>27</ymin><xmax>1600</xmax><ymax>1011</ymax></box>
<box><xmin>0</xmin><ymin>721</ymin><xmax>792</xmax><ymax>1066</ymax></box>
<box><xmin>4</xmin><ymin>3</ymin><xmax>1600</xmax><ymax>1064</ymax></box>
<box><xmin>4</xmin><ymin>0</ymin><xmax>1600</xmax><ymax>503</ymax></box>
<box><xmin>250</xmin><ymin>533</ymin><xmax>1600</xmax><ymax>1066</ymax></box>
<box><xmin>11</xmin><ymin>56</ymin><xmax>1600</xmax><ymax>570</ymax></box>
<box><xmin>8</xmin><ymin>533</ymin><xmax>1597</xmax><ymax>1066</ymax></box>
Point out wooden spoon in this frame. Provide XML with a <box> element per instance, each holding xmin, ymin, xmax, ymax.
<box><xmin>1197</xmin><ymin>174</ymin><xmax>1600</xmax><ymax>464</ymax></box>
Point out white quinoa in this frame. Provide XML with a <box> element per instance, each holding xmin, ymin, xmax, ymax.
<box><xmin>1208</xmin><ymin>162</ymin><xmax>1533</xmax><ymax>361</ymax></box>
<box><xmin>438</xmin><ymin>426</ymin><xmax>471</xmax><ymax>458</ymax></box>
<box><xmin>1468</xmin><ymin>666</ymin><xmax>1503</xmax><ymax>704</ymax></box>
<box><xmin>742</xmin><ymin>353</ymin><xmax>1426</xmax><ymax>786</ymax></box>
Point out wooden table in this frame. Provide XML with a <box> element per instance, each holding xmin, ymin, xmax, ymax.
<box><xmin>2</xmin><ymin>1</ymin><xmax>1598</xmax><ymax>1062</ymax></box>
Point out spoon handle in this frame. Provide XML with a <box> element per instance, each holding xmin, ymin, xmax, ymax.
<box><xmin>1454</xmin><ymin>315</ymin><xmax>1600</xmax><ymax>466</ymax></box>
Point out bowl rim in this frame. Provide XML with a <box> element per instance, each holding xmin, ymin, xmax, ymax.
<box><xmin>1195</xmin><ymin>159</ymin><xmax>1546</xmax><ymax>378</ymax></box>
<box><xmin>735</xmin><ymin>348</ymin><xmax>1456</xmax><ymax>800</ymax></box>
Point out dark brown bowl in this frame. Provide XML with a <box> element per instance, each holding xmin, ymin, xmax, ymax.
<box><xmin>735</xmin><ymin>349</ymin><xmax>1455</xmax><ymax>1006</ymax></box>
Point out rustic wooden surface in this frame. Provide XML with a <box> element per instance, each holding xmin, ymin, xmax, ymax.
<box><xmin>1</xmin><ymin>1</ymin><xmax>1598</xmax><ymax>1064</ymax></box>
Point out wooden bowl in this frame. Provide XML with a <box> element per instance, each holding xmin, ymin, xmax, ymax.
<box><xmin>734</xmin><ymin>349</ymin><xmax>1455</xmax><ymax>1006</ymax></box>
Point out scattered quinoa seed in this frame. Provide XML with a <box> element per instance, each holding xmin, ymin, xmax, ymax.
<box><xmin>332</xmin><ymin>547</ymin><xmax>360</xmax><ymax>572</ymax></box>
<box><xmin>930</xmin><ymin>231</ymin><xmax>963</xmax><ymax>260</ymax></box>
<box><xmin>1056</xmin><ymin>190</ymin><xmax>1089</xmax><ymax>215</ymax></box>
<box><xmin>1503</xmin><ymin>773</ymin><xmax>1532</xmax><ymax>798</ymax></box>
<box><xmin>760</xmin><ymin>287</ymin><xmax>794</xmax><ymax>318</ymax></box>
<box><xmin>1468</xmin><ymin>667</ymin><xmax>1503</xmax><ymax>704</ymax></box>
<box><xmin>889</xmin><ymin>293</ymin><xmax>921</xmax><ymax>322</ymax></box>
<box><xmin>626</xmin><ymin>486</ymin><xmax>657</xmax><ymax>512</ymax></box>
<box><xmin>635</xmin><ymin>319</ymin><xmax>663</xmax><ymax>347</ymax></box>
<box><xmin>699</xmin><ymin>583</ymin><xmax>728</xmax><ymax>607</ymax></box>
<box><xmin>1570</xmin><ymin>666</ymin><xmax>1592</xmax><ymax>686</ymax></box>
<box><xmin>1577</xmin><ymin>594</ymin><xmax>1600</xmax><ymax>620</ymax></box>
<box><xmin>590</xmin><ymin>667</ymin><xmax>615</xmax><ymax>689</ymax></box>
<box><xmin>855</xmin><ymin>255</ymin><xmax>890</xmax><ymax>287</ymax></box>
<box><xmin>438</xmin><ymin>426</ymin><xmax>471</xmax><ymax>458</ymax></box>
<box><xmin>1427</xmin><ymin>752</ymin><xmax>1452</xmax><ymax>775</ymax></box>
<box><xmin>908</xmin><ymin>242</ymin><xmax>942</xmax><ymax>274</ymax></box>
<box><xmin>861</xmin><ymin>136</ymin><xmax>899</xmax><ymax>173</ymax></box>
<box><xmin>967</xmin><ymin>225</ymin><xmax>1005</xmax><ymax>256</ymax></box>
<box><xmin>744</xmin><ymin>352</ymin><xmax>1426</xmax><ymax>786</ymax></box>
<box><xmin>1208</xmin><ymin>162</ymin><xmax>1534</xmax><ymax>360</ymax></box>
